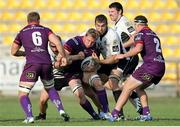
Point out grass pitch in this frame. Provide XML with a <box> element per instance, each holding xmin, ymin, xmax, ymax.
<box><xmin>0</xmin><ymin>93</ymin><xmax>180</xmax><ymax>126</ymax></box>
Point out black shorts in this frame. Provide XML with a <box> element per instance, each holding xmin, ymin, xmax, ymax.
<box><xmin>97</xmin><ymin>63</ymin><xmax>117</xmax><ymax>76</ymax></box>
<box><xmin>54</xmin><ymin>78</ymin><xmax>68</xmax><ymax>91</ymax></box>
<box><xmin>118</xmin><ymin>55</ymin><xmax>139</xmax><ymax>76</ymax></box>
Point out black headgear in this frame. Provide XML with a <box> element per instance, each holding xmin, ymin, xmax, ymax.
<box><xmin>134</xmin><ymin>15</ymin><xmax>148</xmax><ymax>24</ymax></box>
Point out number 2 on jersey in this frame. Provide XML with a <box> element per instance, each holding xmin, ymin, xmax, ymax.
<box><xmin>32</xmin><ymin>31</ymin><xmax>42</xmax><ymax>46</ymax></box>
<box><xmin>154</xmin><ymin>38</ymin><xmax>161</xmax><ymax>53</ymax></box>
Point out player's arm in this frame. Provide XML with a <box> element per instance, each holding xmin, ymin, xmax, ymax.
<box><xmin>99</xmin><ymin>55</ymin><xmax>119</xmax><ymax>64</ymax></box>
<box><xmin>67</xmin><ymin>51</ymin><xmax>85</xmax><ymax>61</ymax></box>
<box><xmin>92</xmin><ymin>52</ymin><xmax>118</xmax><ymax>64</ymax></box>
<box><xmin>49</xmin><ymin>33</ymin><xmax>66</xmax><ymax>58</ymax></box>
<box><xmin>11</xmin><ymin>42</ymin><xmax>25</xmax><ymax>57</ymax></box>
<box><xmin>116</xmin><ymin>43</ymin><xmax>143</xmax><ymax>59</ymax></box>
<box><xmin>122</xmin><ymin>34</ymin><xmax>135</xmax><ymax>48</ymax></box>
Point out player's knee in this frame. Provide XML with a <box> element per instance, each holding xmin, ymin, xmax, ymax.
<box><xmin>72</xmin><ymin>84</ymin><xmax>83</xmax><ymax>96</ymax></box>
<box><xmin>89</xmin><ymin>74</ymin><xmax>103</xmax><ymax>89</ymax></box>
<box><xmin>108</xmin><ymin>74</ymin><xmax>121</xmax><ymax>90</ymax></box>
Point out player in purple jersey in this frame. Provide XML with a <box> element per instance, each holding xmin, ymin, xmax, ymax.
<box><xmin>63</xmin><ymin>28</ymin><xmax>110</xmax><ymax>120</ymax></box>
<box><xmin>35</xmin><ymin>35</ymin><xmax>103</xmax><ymax>120</ymax></box>
<box><xmin>11</xmin><ymin>12</ymin><xmax>69</xmax><ymax>123</ymax></box>
<box><xmin>107</xmin><ymin>15</ymin><xmax>165</xmax><ymax>122</ymax></box>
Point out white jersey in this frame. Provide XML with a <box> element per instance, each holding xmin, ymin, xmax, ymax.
<box><xmin>96</xmin><ymin>27</ymin><xmax>122</xmax><ymax>59</ymax></box>
<box><xmin>114</xmin><ymin>16</ymin><xmax>135</xmax><ymax>44</ymax></box>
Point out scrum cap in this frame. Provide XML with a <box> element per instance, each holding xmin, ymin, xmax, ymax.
<box><xmin>134</xmin><ymin>15</ymin><xmax>148</xmax><ymax>24</ymax></box>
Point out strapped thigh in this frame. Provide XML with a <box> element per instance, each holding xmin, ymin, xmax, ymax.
<box><xmin>41</xmin><ymin>79</ymin><xmax>54</xmax><ymax>89</ymax></box>
<box><xmin>109</xmin><ymin>74</ymin><xmax>121</xmax><ymax>83</ymax></box>
<box><xmin>72</xmin><ymin>84</ymin><xmax>82</xmax><ymax>93</ymax></box>
<box><xmin>88</xmin><ymin>74</ymin><xmax>101</xmax><ymax>87</ymax></box>
<box><xmin>19</xmin><ymin>82</ymin><xmax>35</xmax><ymax>93</ymax></box>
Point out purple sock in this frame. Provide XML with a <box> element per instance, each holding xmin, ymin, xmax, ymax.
<box><xmin>47</xmin><ymin>87</ymin><xmax>64</xmax><ymax>111</ymax></box>
<box><xmin>20</xmin><ymin>95</ymin><xmax>33</xmax><ymax>118</ymax></box>
<box><xmin>96</xmin><ymin>89</ymin><xmax>109</xmax><ymax>112</ymax></box>
<box><xmin>143</xmin><ymin>106</ymin><xmax>150</xmax><ymax>115</ymax></box>
<box><xmin>80</xmin><ymin>99</ymin><xmax>97</xmax><ymax>117</ymax></box>
<box><xmin>111</xmin><ymin>109</ymin><xmax>120</xmax><ymax>118</ymax></box>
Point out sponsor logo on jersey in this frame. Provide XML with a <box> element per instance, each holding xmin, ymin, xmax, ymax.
<box><xmin>142</xmin><ymin>73</ymin><xmax>153</xmax><ymax>81</ymax></box>
<box><xmin>112</xmin><ymin>45</ymin><xmax>119</xmax><ymax>52</ymax></box>
<box><xmin>127</xmin><ymin>26</ymin><xmax>135</xmax><ymax>33</ymax></box>
<box><xmin>154</xmin><ymin>55</ymin><xmax>165</xmax><ymax>63</ymax></box>
<box><xmin>26</xmin><ymin>72</ymin><xmax>36</xmax><ymax>79</ymax></box>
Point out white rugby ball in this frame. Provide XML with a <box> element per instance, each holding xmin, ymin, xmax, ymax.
<box><xmin>81</xmin><ymin>56</ymin><xmax>100</xmax><ymax>72</ymax></box>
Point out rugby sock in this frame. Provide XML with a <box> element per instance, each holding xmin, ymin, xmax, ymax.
<box><xmin>143</xmin><ymin>106</ymin><xmax>150</xmax><ymax>115</ymax></box>
<box><xmin>47</xmin><ymin>87</ymin><xmax>64</xmax><ymax>111</ymax></box>
<box><xmin>80</xmin><ymin>99</ymin><xmax>97</xmax><ymax>117</ymax></box>
<box><xmin>130</xmin><ymin>91</ymin><xmax>143</xmax><ymax>115</ymax></box>
<box><xmin>111</xmin><ymin>108</ymin><xmax>120</xmax><ymax>118</ymax></box>
<box><xmin>96</xmin><ymin>89</ymin><xmax>109</xmax><ymax>112</ymax></box>
<box><xmin>20</xmin><ymin>95</ymin><xmax>33</xmax><ymax>117</ymax></box>
<box><xmin>112</xmin><ymin>90</ymin><xmax>124</xmax><ymax>116</ymax></box>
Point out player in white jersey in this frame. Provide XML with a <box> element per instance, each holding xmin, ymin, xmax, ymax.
<box><xmin>93</xmin><ymin>14</ymin><xmax>143</xmax><ymax>119</ymax></box>
<box><xmin>109</xmin><ymin>2</ymin><xmax>136</xmax><ymax>49</ymax></box>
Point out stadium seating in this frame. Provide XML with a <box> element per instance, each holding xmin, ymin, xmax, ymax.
<box><xmin>0</xmin><ymin>0</ymin><xmax>179</xmax><ymax>85</ymax></box>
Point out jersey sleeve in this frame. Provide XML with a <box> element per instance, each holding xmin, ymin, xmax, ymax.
<box><xmin>46</xmin><ymin>28</ymin><xmax>53</xmax><ymax>36</ymax></box>
<box><xmin>13</xmin><ymin>32</ymin><xmax>22</xmax><ymax>46</ymax></box>
<box><xmin>64</xmin><ymin>39</ymin><xmax>74</xmax><ymax>54</ymax></box>
<box><xmin>134</xmin><ymin>32</ymin><xmax>144</xmax><ymax>46</ymax></box>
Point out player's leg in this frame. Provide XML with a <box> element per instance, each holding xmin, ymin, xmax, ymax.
<box><xmin>19</xmin><ymin>64</ymin><xmax>41</xmax><ymax>123</ymax></box>
<box><xmin>41</xmin><ymin>65</ymin><xmax>69</xmax><ymax>121</ymax></box>
<box><xmin>19</xmin><ymin>81</ymin><xmax>35</xmax><ymax>123</ymax></box>
<box><xmin>110</xmin><ymin>75</ymin><xmax>142</xmax><ymax>121</ymax></box>
<box><xmin>85</xmin><ymin>72</ymin><xmax>109</xmax><ymax>113</ymax></box>
<box><xmin>123</xmin><ymin>55</ymin><xmax>143</xmax><ymax>115</ymax></box>
<box><xmin>82</xmin><ymin>82</ymin><xmax>103</xmax><ymax>112</ymax></box>
<box><xmin>68</xmin><ymin>78</ymin><xmax>100</xmax><ymax>120</ymax></box>
<box><xmin>104</xmin><ymin>68</ymin><xmax>126</xmax><ymax>119</ymax></box>
<box><xmin>35</xmin><ymin>76</ymin><xmax>69</xmax><ymax>120</ymax></box>
<box><xmin>35</xmin><ymin>89</ymin><xmax>49</xmax><ymax>120</ymax></box>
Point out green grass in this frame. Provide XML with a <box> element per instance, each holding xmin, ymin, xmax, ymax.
<box><xmin>0</xmin><ymin>95</ymin><xmax>180</xmax><ymax>126</ymax></box>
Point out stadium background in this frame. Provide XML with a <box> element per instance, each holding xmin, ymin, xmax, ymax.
<box><xmin>0</xmin><ymin>0</ymin><xmax>180</xmax><ymax>97</ymax></box>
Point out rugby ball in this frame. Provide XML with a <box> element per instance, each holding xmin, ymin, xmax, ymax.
<box><xmin>81</xmin><ymin>56</ymin><xmax>100</xmax><ymax>72</ymax></box>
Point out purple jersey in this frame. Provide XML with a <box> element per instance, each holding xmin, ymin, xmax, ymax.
<box><xmin>14</xmin><ymin>24</ymin><xmax>53</xmax><ymax>64</ymax></box>
<box><xmin>64</xmin><ymin>36</ymin><xmax>97</xmax><ymax>73</ymax></box>
<box><xmin>134</xmin><ymin>27</ymin><xmax>165</xmax><ymax>77</ymax></box>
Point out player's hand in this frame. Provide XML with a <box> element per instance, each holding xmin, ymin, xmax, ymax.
<box><xmin>115</xmin><ymin>54</ymin><xmax>125</xmax><ymax>60</ymax></box>
<box><xmin>92</xmin><ymin>52</ymin><xmax>100</xmax><ymax>63</ymax></box>
<box><xmin>60</xmin><ymin>57</ymin><xmax>68</xmax><ymax>66</ymax></box>
<box><xmin>67</xmin><ymin>56</ymin><xmax>73</xmax><ymax>65</ymax></box>
<box><xmin>78</xmin><ymin>51</ymin><xmax>85</xmax><ymax>60</ymax></box>
<box><xmin>54</xmin><ymin>61</ymin><xmax>62</xmax><ymax>68</ymax></box>
<box><xmin>56</xmin><ymin>54</ymin><xmax>63</xmax><ymax>62</ymax></box>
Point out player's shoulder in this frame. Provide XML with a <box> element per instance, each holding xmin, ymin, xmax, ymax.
<box><xmin>117</xmin><ymin>16</ymin><xmax>132</xmax><ymax>27</ymax></box>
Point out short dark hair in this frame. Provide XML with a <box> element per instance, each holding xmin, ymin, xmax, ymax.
<box><xmin>95</xmin><ymin>14</ymin><xmax>108</xmax><ymax>25</ymax></box>
<box><xmin>27</xmin><ymin>11</ymin><xmax>40</xmax><ymax>23</ymax></box>
<box><xmin>134</xmin><ymin>15</ymin><xmax>148</xmax><ymax>24</ymax></box>
<box><xmin>86</xmin><ymin>28</ymin><xmax>99</xmax><ymax>40</ymax></box>
<box><xmin>109</xmin><ymin>2</ymin><xmax>123</xmax><ymax>14</ymax></box>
